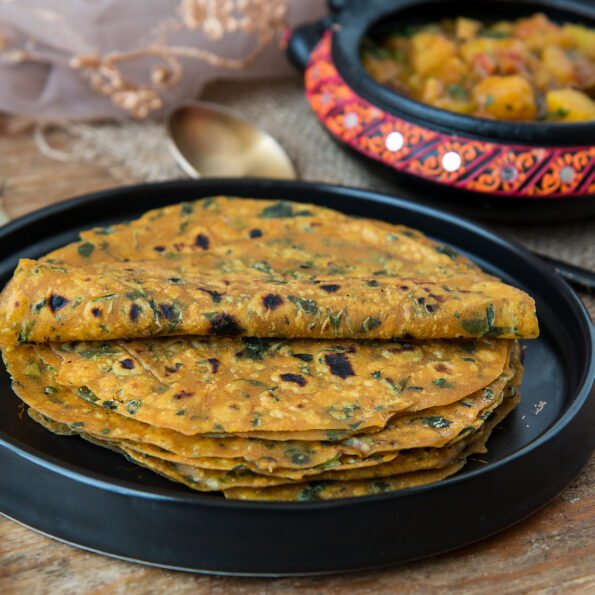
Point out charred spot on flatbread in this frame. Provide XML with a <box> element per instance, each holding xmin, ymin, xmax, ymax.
<box><xmin>195</xmin><ymin>234</ymin><xmax>210</xmax><ymax>250</ymax></box>
<box><xmin>324</xmin><ymin>352</ymin><xmax>355</xmax><ymax>379</ymax></box>
<box><xmin>48</xmin><ymin>295</ymin><xmax>69</xmax><ymax>313</ymax></box>
<box><xmin>207</xmin><ymin>313</ymin><xmax>245</xmax><ymax>336</ymax></box>
<box><xmin>262</xmin><ymin>294</ymin><xmax>283</xmax><ymax>310</ymax></box>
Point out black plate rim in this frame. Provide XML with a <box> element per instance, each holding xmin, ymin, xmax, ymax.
<box><xmin>0</xmin><ymin>178</ymin><xmax>593</xmax><ymax>513</ymax></box>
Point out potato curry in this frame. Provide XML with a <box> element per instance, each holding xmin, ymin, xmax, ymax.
<box><xmin>361</xmin><ymin>13</ymin><xmax>595</xmax><ymax>122</ymax></box>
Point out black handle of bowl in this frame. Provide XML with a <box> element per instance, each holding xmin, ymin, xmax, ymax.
<box><xmin>286</xmin><ymin>16</ymin><xmax>333</xmax><ymax>72</ymax></box>
<box><xmin>537</xmin><ymin>253</ymin><xmax>595</xmax><ymax>294</ymax></box>
<box><xmin>286</xmin><ymin>0</ymin><xmax>351</xmax><ymax>72</ymax></box>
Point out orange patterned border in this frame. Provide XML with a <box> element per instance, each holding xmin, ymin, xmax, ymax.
<box><xmin>305</xmin><ymin>32</ymin><xmax>595</xmax><ymax>198</ymax></box>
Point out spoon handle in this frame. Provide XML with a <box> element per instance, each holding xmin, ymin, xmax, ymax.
<box><xmin>537</xmin><ymin>253</ymin><xmax>595</xmax><ymax>294</ymax></box>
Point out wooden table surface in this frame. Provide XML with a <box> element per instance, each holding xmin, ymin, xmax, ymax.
<box><xmin>0</xmin><ymin>122</ymin><xmax>593</xmax><ymax>595</ymax></box>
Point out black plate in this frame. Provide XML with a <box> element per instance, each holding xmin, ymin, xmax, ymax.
<box><xmin>0</xmin><ymin>179</ymin><xmax>593</xmax><ymax>576</ymax></box>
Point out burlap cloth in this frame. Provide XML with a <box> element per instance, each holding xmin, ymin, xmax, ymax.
<box><xmin>63</xmin><ymin>76</ymin><xmax>594</xmax><ymax>319</ymax></box>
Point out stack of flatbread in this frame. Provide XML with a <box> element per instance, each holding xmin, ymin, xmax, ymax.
<box><xmin>0</xmin><ymin>198</ymin><xmax>538</xmax><ymax>500</ymax></box>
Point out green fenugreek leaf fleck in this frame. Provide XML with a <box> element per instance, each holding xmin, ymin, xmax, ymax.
<box><xmin>358</xmin><ymin>316</ymin><xmax>381</xmax><ymax>333</ymax></box>
<box><xmin>435</xmin><ymin>244</ymin><xmax>458</xmax><ymax>260</ymax></box>
<box><xmin>329</xmin><ymin>310</ymin><xmax>343</xmax><ymax>330</ymax></box>
<box><xmin>77</xmin><ymin>242</ymin><xmax>95</xmax><ymax>258</ymax></box>
<box><xmin>126</xmin><ymin>399</ymin><xmax>142</xmax><ymax>415</ymax></box>
<box><xmin>180</xmin><ymin>202</ymin><xmax>195</xmax><ymax>216</ymax></box>
<box><xmin>32</xmin><ymin>298</ymin><xmax>47</xmax><ymax>313</ymax></box>
<box><xmin>287</xmin><ymin>295</ymin><xmax>318</xmax><ymax>314</ymax></box>
<box><xmin>76</xmin><ymin>386</ymin><xmax>98</xmax><ymax>403</ymax></box>
<box><xmin>18</xmin><ymin>320</ymin><xmax>35</xmax><ymax>344</ymax></box>
<box><xmin>292</xmin><ymin>353</ymin><xmax>313</xmax><ymax>362</ymax></box>
<box><xmin>258</xmin><ymin>202</ymin><xmax>313</xmax><ymax>219</ymax></box>
<box><xmin>420</xmin><ymin>416</ymin><xmax>452</xmax><ymax>429</ymax></box>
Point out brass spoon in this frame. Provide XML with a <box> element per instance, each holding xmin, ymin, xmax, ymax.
<box><xmin>167</xmin><ymin>101</ymin><xmax>297</xmax><ymax>179</ymax></box>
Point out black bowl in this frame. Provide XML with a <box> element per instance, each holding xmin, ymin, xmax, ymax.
<box><xmin>288</xmin><ymin>0</ymin><xmax>595</xmax><ymax>219</ymax></box>
<box><xmin>334</xmin><ymin>0</ymin><xmax>595</xmax><ymax>146</ymax></box>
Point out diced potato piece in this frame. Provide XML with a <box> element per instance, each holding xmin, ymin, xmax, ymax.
<box><xmin>533</xmin><ymin>66</ymin><xmax>553</xmax><ymax>91</ymax></box>
<box><xmin>411</xmin><ymin>33</ymin><xmax>455</xmax><ymax>77</ymax></box>
<box><xmin>546</xmin><ymin>88</ymin><xmax>595</xmax><ymax>121</ymax></box>
<box><xmin>362</xmin><ymin>56</ymin><xmax>404</xmax><ymax>85</ymax></box>
<box><xmin>563</xmin><ymin>23</ymin><xmax>595</xmax><ymax>60</ymax></box>
<box><xmin>513</xmin><ymin>13</ymin><xmax>566</xmax><ymax>51</ymax></box>
<box><xmin>420</xmin><ymin>78</ymin><xmax>476</xmax><ymax>114</ymax></box>
<box><xmin>420</xmin><ymin>77</ymin><xmax>444</xmax><ymax>104</ymax></box>
<box><xmin>455</xmin><ymin>17</ymin><xmax>481</xmax><ymax>40</ymax></box>
<box><xmin>460</xmin><ymin>38</ymin><xmax>527</xmax><ymax>65</ymax></box>
<box><xmin>434</xmin><ymin>96</ymin><xmax>477</xmax><ymax>114</ymax></box>
<box><xmin>460</xmin><ymin>38</ymin><xmax>494</xmax><ymax>62</ymax></box>
<box><xmin>436</xmin><ymin>56</ymin><xmax>470</xmax><ymax>85</ymax></box>
<box><xmin>473</xmin><ymin>75</ymin><xmax>537</xmax><ymax>120</ymax></box>
<box><xmin>541</xmin><ymin>46</ymin><xmax>576</xmax><ymax>85</ymax></box>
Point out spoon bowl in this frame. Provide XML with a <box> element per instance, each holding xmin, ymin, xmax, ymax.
<box><xmin>167</xmin><ymin>101</ymin><xmax>297</xmax><ymax>179</ymax></box>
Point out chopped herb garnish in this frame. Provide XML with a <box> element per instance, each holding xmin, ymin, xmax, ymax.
<box><xmin>235</xmin><ymin>338</ymin><xmax>273</xmax><ymax>361</ymax></box>
<box><xmin>180</xmin><ymin>202</ymin><xmax>194</xmax><ymax>216</ymax></box>
<box><xmin>18</xmin><ymin>320</ymin><xmax>35</xmax><ymax>344</ymax></box>
<box><xmin>287</xmin><ymin>295</ymin><xmax>318</xmax><ymax>314</ymax></box>
<box><xmin>126</xmin><ymin>399</ymin><xmax>142</xmax><ymax>415</ymax></box>
<box><xmin>258</xmin><ymin>202</ymin><xmax>313</xmax><ymax>219</ymax></box>
<box><xmin>76</xmin><ymin>386</ymin><xmax>98</xmax><ymax>403</ymax></box>
<box><xmin>329</xmin><ymin>310</ymin><xmax>343</xmax><ymax>330</ymax></box>
<box><xmin>435</xmin><ymin>244</ymin><xmax>458</xmax><ymax>260</ymax></box>
<box><xmin>32</xmin><ymin>298</ymin><xmax>47</xmax><ymax>313</ymax></box>
<box><xmin>91</xmin><ymin>293</ymin><xmax>119</xmax><ymax>302</ymax></box>
<box><xmin>77</xmin><ymin>242</ymin><xmax>95</xmax><ymax>258</ymax></box>
<box><xmin>327</xmin><ymin>402</ymin><xmax>359</xmax><ymax>420</ymax></box>
<box><xmin>548</xmin><ymin>107</ymin><xmax>570</xmax><ymax>119</ymax></box>
<box><xmin>419</xmin><ymin>416</ymin><xmax>452</xmax><ymax>429</ymax></box>
<box><xmin>292</xmin><ymin>353</ymin><xmax>313</xmax><ymax>362</ymax></box>
<box><xmin>460</xmin><ymin>303</ymin><xmax>504</xmax><ymax>337</ymax></box>
<box><xmin>253</xmin><ymin>261</ymin><xmax>272</xmax><ymax>274</ymax></box>
<box><xmin>235</xmin><ymin>378</ymin><xmax>270</xmax><ymax>388</ymax></box>
<box><xmin>297</xmin><ymin>482</ymin><xmax>325</xmax><ymax>501</ymax></box>
<box><xmin>447</xmin><ymin>83</ymin><xmax>468</xmax><ymax>99</ymax></box>
<box><xmin>358</xmin><ymin>316</ymin><xmax>381</xmax><ymax>333</ymax></box>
